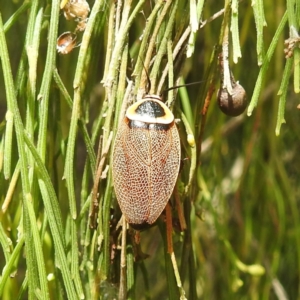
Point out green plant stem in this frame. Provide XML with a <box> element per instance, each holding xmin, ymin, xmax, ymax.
<box><xmin>71</xmin><ymin>221</ymin><xmax>84</xmax><ymax>299</ymax></box>
<box><xmin>287</xmin><ymin>0</ymin><xmax>300</xmax><ymax>93</ymax></box>
<box><xmin>26</xmin><ymin>5</ymin><xmax>43</xmax><ymax>136</ymax></box>
<box><xmin>0</xmin><ymin>236</ymin><xmax>25</xmax><ymax>295</ymax></box>
<box><xmin>26</xmin><ymin>194</ymin><xmax>50</xmax><ymax>299</ymax></box>
<box><xmin>26</xmin><ymin>4</ymin><xmax>44</xmax><ymax>220</ymax></box>
<box><xmin>2</xmin><ymin>161</ymin><xmax>20</xmax><ymax>212</ymax></box>
<box><xmin>134</xmin><ymin>0</ymin><xmax>170</xmax><ymax>95</ymax></box>
<box><xmin>3</xmin><ymin>110</ymin><xmax>13</xmax><ymax>179</ymax></box>
<box><xmin>105</xmin><ymin>0</ymin><xmax>146</xmax><ymax>89</ymax></box>
<box><xmin>102</xmin><ymin>2</ymin><xmax>116</xmax><ymax>84</ymax></box>
<box><xmin>0</xmin><ymin>222</ymin><xmax>12</xmax><ymax>263</ymax></box>
<box><xmin>252</xmin><ymin>0</ymin><xmax>266</xmax><ymax>65</ymax></box>
<box><xmin>180</xmin><ymin>110</ymin><xmax>197</xmax><ymax>194</ymax></box>
<box><xmin>53</xmin><ymin>69</ymin><xmax>96</xmax><ymax>170</ymax></box>
<box><xmin>150</xmin><ymin>0</ymin><xmax>178</xmax><ymax>93</ymax></box>
<box><xmin>167</xmin><ymin>40</ymin><xmax>174</xmax><ymax>107</ymax></box>
<box><xmin>17</xmin><ymin>275</ymin><xmax>28</xmax><ymax>300</ymax></box>
<box><xmin>275</xmin><ymin>58</ymin><xmax>293</xmax><ymax>135</ymax></box>
<box><xmin>37</xmin><ymin>0</ymin><xmax>60</xmax><ymax>161</ymax></box>
<box><xmin>119</xmin><ymin>218</ymin><xmax>127</xmax><ymax>300</ymax></box>
<box><xmin>230</xmin><ymin>0</ymin><xmax>242</xmax><ymax>63</ymax></box>
<box><xmin>179</xmin><ymin>78</ymin><xmax>194</xmax><ymax>131</ymax></box>
<box><xmin>170</xmin><ymin>252</ymin><xmax>187</xmax><ymax>300</ymax></box>
<box><xmin>23</xmin><ymin>133</ymin><xmax>79</xmax><ymax>299</ymax></box>
<box><xmin>186</xmin><ymin>0</ymin><xmax>205</xmax><ymax>57</ymax></box>
<box><xmin>3</xmin><ymin>0</ymin><xmax>30</xmax><ymax>33</ymax></box>
<box><xmin>114</xmin><ymin>43</ymin><xmax>129</xmax><ymax>133</ymax></box>
<box><xmin>159</xmin><ymin>222</ymin><xmax>179</xmax><ymax>300</ymax></box>
<box><xmin>99</xmin><ymin>171</ymin><xmax>113</xmax><ymax>279</ymax></box>
<box><xmin>126</xmin><ymin>241</ymin><xmax>135</xmax><ymax>300</ymax></box>
<box><xmin>133</xmin><ymin>0</ymin><xmax>165</xmax><ymax>87</ymax></box>
<box><xmin>64</xmin><ymin>0</ymin><xmax>104</xmax><ymax>219</ymax></box>
<box><xmin>73</xmin><ymin>0</ymin><xmax>105</xmax><ymax>89</ymax></box>
<box><xmin>0</xmin><ymin>11</ymin><xmax>49</xmax><ymax>299</ymax></box>
<box><xmin>247</xmin><ymin>11</ymin><xmax>288</xmax><ymax>116</ymax></box>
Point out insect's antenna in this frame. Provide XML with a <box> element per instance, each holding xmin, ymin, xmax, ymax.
<box><xmin>161</xmin><ymin>80</ymin><xmax>205</xmax><ymax>96</ymax></box>
<box><xmin>139</xmin><ymin>56</ymin><xmax>151</xmax><ymax>92</ymax></box>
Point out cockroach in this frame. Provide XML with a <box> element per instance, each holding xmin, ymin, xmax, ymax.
<box><xmin>112</xmin><ymin>94</ymin><xmax>181</xmax><ymax>230</ymax></box>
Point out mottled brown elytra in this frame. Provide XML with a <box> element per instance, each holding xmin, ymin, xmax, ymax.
<box><xmin>112</xmin><ymin>94</ymin><xmax>181</xmax><ymax>230</ymax></box>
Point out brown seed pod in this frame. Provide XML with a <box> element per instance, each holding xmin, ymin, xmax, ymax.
<box><xmin>63</xmin><ymin>0</ymin><xmax>90</xmax><ymax>20</ymax></box>
<box><xmin>284</xmin><ymin>37</ymin><xmax>300</xmax><ymax>58</ymax></box>
<box><xmin>217</xmin><ymin>82</ymin><xmax>247</xmax><ymax>117</ymax></box>
<box><xmin>112</xmin><ymin>95</ymin><xmax>181</xmax><ymax>229</ymax></box>
<box><xmin>62</xmin><ymin>0</ymin><xmax>90</xmax><ymax>31</ymax></box>
<box><xmin>57</xmin><ymin>31</ymin><xmax>77</xmax><ymax>54</ymax></box>
<box><xmin>217</xmin><ymin>51</ymin><xmax>247</xmax><ymax>116</ymax></box>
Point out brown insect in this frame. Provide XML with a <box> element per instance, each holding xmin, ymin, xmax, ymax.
<box><xmin>112</xmin><ymin>95</ymin><xmax>181</xmax><ymax>229</ymax></box>
<box><xmin>57</xmin><ymin>32</ymin><xmax>77</xmax><ymax>54</ymax></box>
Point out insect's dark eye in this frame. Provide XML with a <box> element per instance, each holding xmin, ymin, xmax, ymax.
<box><xmin>135</xmin><ymin>101</ymin><xmax>166</xmax><ymax>118</ymax></box>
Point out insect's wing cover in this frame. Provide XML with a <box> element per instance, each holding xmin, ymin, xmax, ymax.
<box><xmin>112</xmin><ymin>120</ymin><xmax>180</xmax><ymax>225</ymax></box>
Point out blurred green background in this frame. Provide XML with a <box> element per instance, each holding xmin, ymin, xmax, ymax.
<box><xmin>0</xmin><ymin>0</ymin><xmax>300</xmax><ymax>299</ymax></box>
